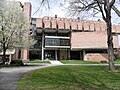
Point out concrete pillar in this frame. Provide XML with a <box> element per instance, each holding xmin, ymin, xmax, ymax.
<box><xmin>41</xmin><ymin>32</ymin><xmax>44</xmax><ymax>61</ymax></box>
<box><xmin>55</xmin><ymin>50</ymin><xmax>57</xmax><ymax>60</ymax></box>
<box><xmin>68</xmin><ymin>49</ymin><xmax>70</xmax><ymax>60</ymax></box>
<box><xmin>83</xmin><ymin>50</ymin><xmax>86</xmax><ymax>61</ymax></box>
<box><xmin>8</xmin><ymin>55</ymin><xmax>12</xmax><ymax>65</ymax></box>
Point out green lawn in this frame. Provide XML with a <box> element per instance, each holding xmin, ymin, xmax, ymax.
<box><xmin>114</xmin><ymin>59</ymin><xmax>120</xmax><ymax>64</ymax></box>
<box><xmin>60</xmin><ymin>60</ymin><xmax>101</xmax><ymax>64</ymax></box>
<box><xmin>61</xmin><ymin>59</ymin><xmax>120</xmax><ymax>64</ymax></box>
<box><xmin>17</xmin><ymin>66</ymin><xmax>120</xmax><ymax>90</ymax></box>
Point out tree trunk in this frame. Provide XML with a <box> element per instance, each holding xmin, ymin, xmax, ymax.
<box><xmin>106</xmin><ymin>21</ymin><xmax>115</xmax><ymax>72</ymax></box>
<box><xmin>2</xmin><ymin>43</ymin><xmax>6</xmax><ymax>65</ymax></box>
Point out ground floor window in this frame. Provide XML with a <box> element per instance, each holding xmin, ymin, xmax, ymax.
<box><xmin>44</xmin><ymin>50</ymin><xmax>55</xmax><ymax>60</ymax></box>
<box><xmin>29</xmin><ymin>49</ymin><xmax>107</xmax><ymax>60</ymax></box>
<box><xmin>29</xmin><ymin>51</ymin><xmax>41</xmax><ymax>60</ymax></box>
<box><xmin>70</xmin><ymin>51</ymin><xmax>81</xmax><ymax>60</ymax></box>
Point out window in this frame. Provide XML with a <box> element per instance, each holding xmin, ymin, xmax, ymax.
<box><xmin>18</xmin><ymin>50</ymin><xmax>21</xmax><ymax>59</ymax></box>
<box><xmin>45</xmin><ymin>38</ymin><xmax>70</xmax><ymax>46</ymax></box>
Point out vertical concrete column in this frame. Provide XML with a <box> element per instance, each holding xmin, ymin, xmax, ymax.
<box><xmin>80</xmin><ymin>51</ymin><xmax>82</xmax><ymax>60</ymax></box>
<box><xmin>68</xmin><ymin>49</ymin><xmax>70</xmax><ymax>60</ymax></box>
<box><xmin>8</xmin><ymin>55</ymin><xmax>12</xmax><ymax>65</ymax></box>
<box><xmin>41</xmin><ymin>32</ymin><xmax>44</xmax><ymax>61</ymax></box>
<box><xmin>83</xmin><ymin>50</ymin><xmax>86</xmax><ymax>61</ymax></box>
<box><xmin>55</xmin><ymin>50</ymin><xmax>57</xmax><ymax>60</ymax></box>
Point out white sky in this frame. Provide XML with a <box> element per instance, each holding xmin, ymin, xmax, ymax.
<box><xmin>13</xmin><ymin>0</ymin><xmax>67</xmax><ymax>18</ymax></box>
<box><xmin>12</xmin><ymin>0</ymin><xmax>120</xmax><ymax>23</ymax></box>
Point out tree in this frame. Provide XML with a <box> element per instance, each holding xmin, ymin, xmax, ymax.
<box><xmin>66</xmin><ymin>0</ymin><xmax>120</xmax><ymax>72</ymax></box>
<box><xmin>0</xmin><ymin>1</ymin><xmax>35</xmax><ymax>64</ymax></box>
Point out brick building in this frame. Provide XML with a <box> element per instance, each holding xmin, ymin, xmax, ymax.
<box><xmin>25</xmin><ymin>2</ymin><xmax>119</xmax><ymax>62</ymax></box>
<box><xmin>4</xmin><ymin>2</ymin><xmax>120</xmax><ymax>62</ymax></box>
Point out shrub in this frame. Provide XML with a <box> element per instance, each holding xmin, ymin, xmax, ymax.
<box><xmin>10</xmin><ymin>60</ymin><xmax>24</xmax><ymax>66</ymax></box>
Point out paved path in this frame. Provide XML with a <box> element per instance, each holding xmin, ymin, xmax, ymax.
<box><xmin>0</xmin><ymin>64</ymin><xmax>54</xmax><ymax>90</ymax></box>
<box><xmin>49</xmin><ymin>61</ymin><xmax>63</xmax><ymax>65</ymax></box>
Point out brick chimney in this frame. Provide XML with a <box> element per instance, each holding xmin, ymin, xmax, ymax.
<box><xmin>23</xmin><ymin>2</ymin><xmax>32</xmax><ymax>19</ymax></box>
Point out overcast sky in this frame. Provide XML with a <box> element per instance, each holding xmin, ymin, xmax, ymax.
<box><xmin>11</xmin><ymin>0</ymin><xmax>120</xmax><ymax>23</ymax></box>
<box><xmin>14</xmin><ymin>0</ymin><xmax>66</xmax><ymax>18</ymax></box>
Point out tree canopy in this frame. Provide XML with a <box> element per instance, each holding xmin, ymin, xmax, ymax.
<box><xmin>66</xmin><ymin>0</ymin><xmax>120</xmax><ymax>22</ymax></box>
<box><xmin>0</xmin><ymin>1</ymin><xmax>35</xmax><ymax>64</ymax></box>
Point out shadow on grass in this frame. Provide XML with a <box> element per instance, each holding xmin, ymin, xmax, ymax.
<box><xmin>17</xmin><ymin>66</ymin><xmax>120</xmax><ymax>90</ymax></box>
<box><xmin>64</xmin><ymin>68</ymin><xmax>116</xmax><ymax>90</ymax></box>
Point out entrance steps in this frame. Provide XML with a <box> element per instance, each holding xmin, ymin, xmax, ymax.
<box><xmin>49</xmin><ymin>61</ymin><xmax>63</xmax><ymax>65</ymax></box>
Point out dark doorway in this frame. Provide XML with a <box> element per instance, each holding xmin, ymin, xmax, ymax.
<box><xmin>29</xmin><ymin>51</ymin><xmax>41</xmax><ymax>59</ymax></box>
<box><xmin>18</xmin><ymin>50</ymin><xmax>21</xmax><ymax>59</ymax></box>
<box><xmin>44</xmin><ymin>50</ymin><xmax>55</xmax><ymax>60</ymax></box>
<box><xmin>70</xmin><ymin>51</ymin><xmax>80</xmax><ymax>60</ymax></box>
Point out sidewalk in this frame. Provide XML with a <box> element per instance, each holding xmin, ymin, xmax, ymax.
<box><xmin>0</xmin><ymin>64</ymin><xmax>55</xmax><ymax>90</ymax></box>
<box><xmin>49</xmin><ymin>60</ymin><xmax>63</xmax><ymax>65</ymax></box>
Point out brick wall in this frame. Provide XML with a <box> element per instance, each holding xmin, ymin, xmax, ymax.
<box><xmin>36</xmin><ymin>18</ymin><xmax>43</xmax><ymax>28</ymax></box>
<box><xmin>21</xmin><ymin>48</ymin><xmax>29</xmax><ymax>61</ymax></box>
<box><xmin>57</xmin><ymin>19</ymin><xmax>65</xmax><ymax>29</ymax></box>
<box><xmin>71</xmin><ymin>31</ymin><xmax>119</xmax><ymax>49</ymax></box>
<box><xmin>83</xmin><ymin>21</ymin><xmax>90</xmax><ymax>31</ymax></box>
<box><xmin>23</xmin><ymin>2</ymin><xmax>31</xmax><ymax>61</ymax></box>
<box><xmin>51</xmin><ymin>19</ymin><xmax>57</xmax><ymax>29</ymax></box>
<box><xmin>113</xmin><ymin>35</ymin><xmax>119</xmax><ymax>48</ymax></box>
<box><xmin>85</xmin><ymin>53</ymin><xmax>108</xmax><ymax>62</ymax></box>
<box><xmin>35</xmin><ymin>16</ymin><xmax>120</xmax><ymax>34</ymax></box>
<box><xmin>71</xmin><ymin>31</ymin><xmax>108</xmax><ymax>49</ymax></box>
<box><xmin>23</xmin><ymin>2</ymin><xmax>31</xmax><ymax>19</ymax></box>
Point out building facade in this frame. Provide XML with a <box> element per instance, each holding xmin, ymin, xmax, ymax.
<box><xmin>9</xmin><ymin>2</ymin><xmax>120</xmax><ymax>62</ymax></box>
<box><xmin>29</xmin><ymin>16</ymin><xmax>120</xmax><ymax>62</ymax></box>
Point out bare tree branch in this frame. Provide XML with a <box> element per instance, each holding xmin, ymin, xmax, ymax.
<box><xmin>109</xmin><ymin>0</ymin><xmax>115</xmax><ymax>8</ymax></box>
<box><xmin>96</xmin><ymin>0</ymin><xmax>106</xmax><ymax>21</ymax></box>
<box><xmin>112</xmin><ymin>5</ymin><xmax>120</xmax><ymax>17</ymax></box>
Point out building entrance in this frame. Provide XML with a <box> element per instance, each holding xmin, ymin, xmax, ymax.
<box><xmin>29</xmin><ymin>50</ymin><xmax>41</xmax><ymax>59</ymax></box>
<box><xmin>44</xmin><ymin>50</ymin><xmax>55</xmax><ymax>60</ymax></box>
<box><xmin>70</xmin><ymin>51</ymin><xmax>80</xmax><ymax>60</ymax></box>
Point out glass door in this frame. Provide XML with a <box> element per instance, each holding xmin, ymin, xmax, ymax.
<box><xmin>44</xmin><ymin>50</ymin><xmax>55</xmax><ymax>60</ymax></box>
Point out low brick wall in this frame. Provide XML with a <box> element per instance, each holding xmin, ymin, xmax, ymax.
<box><xmin>84</xmin><ymin>53</ymin><xmax>108</xmax><ymax>62</ymax></box>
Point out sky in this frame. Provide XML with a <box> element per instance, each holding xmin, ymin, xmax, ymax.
<box><xmin>14</xmin><ymin>0</ymin><xmax>67</xmax><ymax>18</ymax></box>
<box><xmin>11</xmin><ymin>0</ymin><xmax>120</xmax><ymax>23</ymax></box>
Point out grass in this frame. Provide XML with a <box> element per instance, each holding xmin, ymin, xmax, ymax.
<box><xmin>61</xmin><ymin>59</ymin><xmax>120</xmax><ymax>64</ymax></box>
<box><xmin>114</xmin><ymin>59</ymin><xmax>120</xmax><ymax>64</ymax></box>
<box><xmin>60</xmin><ymin>60</ymin><xmax>102</xmax><ymax>64</ymax></box>
<box><xmin>28</xmin><ymin>60</ymin><xmax>50</xmax><ymax>64</ymax></box>
<box><xmin>17</xmin><ymin>66</ymin><xmax>120</xmax><ymax>90</ymax></box>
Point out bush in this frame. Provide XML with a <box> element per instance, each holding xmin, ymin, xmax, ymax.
<box><xmin>10</xmin><ymin>60</ymin><xmax>24</xmax><ymax>66</ymax></box>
